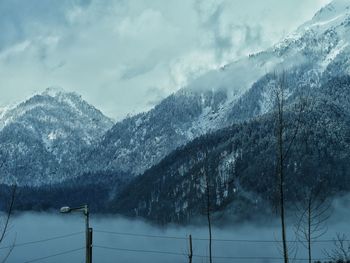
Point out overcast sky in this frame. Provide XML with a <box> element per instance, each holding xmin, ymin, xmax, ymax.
<box><xmin>0</xmin><ymin>0</ymin><xmax>331</xmax><ymax>120</ymax></box>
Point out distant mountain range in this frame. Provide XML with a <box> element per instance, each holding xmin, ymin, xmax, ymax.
<box><xmin>0</xmin><ymin>0</ymin><xmax>349</xmax><ymax>224</ymax></box>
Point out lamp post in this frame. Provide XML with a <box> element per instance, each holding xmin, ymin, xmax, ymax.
<box><xmin>60</xmin><ymin>205</ymin><xmax>92</xmax><ymax>263</ymax></box>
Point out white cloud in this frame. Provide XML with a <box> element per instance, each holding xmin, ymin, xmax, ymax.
<box><xmin>0</xmin><ymin>0</ymin><xmax>332</xmax><ymax>120</ymax></box>
<box><xmin>169</xmin><ymin>50</ymin><xmax>218</xmax><ymax>88</ymax></box>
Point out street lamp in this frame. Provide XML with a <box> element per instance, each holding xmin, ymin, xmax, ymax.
<box><xmin>60</xmin><ymin>205</ymin><xmax>92</xmax><ymax>263</ymax></box>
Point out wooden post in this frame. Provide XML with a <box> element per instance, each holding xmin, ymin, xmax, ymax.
<box><xmin>88</xmin><ymin>228</ymin><xmax>93</xmax><ymax>263</ymax></box>
<box><xmin>85</xmin><ymin>206</ymin><xmax>89</xmax><ymax>263</ymax></box>
<box><xmin>188</xmin><ymin>234</ymin><xmax>193</xmax><ymax>263</ymax></box>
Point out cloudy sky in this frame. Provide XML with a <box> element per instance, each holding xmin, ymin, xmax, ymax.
<box><xmin>0</xmin><ymin>0</ymin><xmax>331</xmax><ymax>120</ymax></box>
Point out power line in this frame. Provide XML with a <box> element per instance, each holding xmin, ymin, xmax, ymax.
<box><xmin>94</xmin><ymin>229</ymin><xmax>344</xmax><ymax>243</ymax></box>
<box><xmin>95</xmin><ymin>230</ymin><xmax>186</xmax><ymax>240</ymax></box>
<box><xmin>0</xmin><ymin>229</ymin><xmax>335</xmax><ymax>262</ymax></box>
<box><xmin>94</xmin><ymin>245</ymin><xmax>330</xmax><ymax>261</ymax></box>
<box><xmin>192</xmin><ymin>237</ymin><xmax>340</xmax><ymax>243</ymax></box>
<box><xmin>0</xmin><ymin>231</ymin><xmax>84</xmax><ymax>250</ymax></box>
<box><xmin>22</xmin><ymin>247</ymin><xmax>84</xmax><ymax>263</ymax></box>
<box><xmin>95</xmin><ymin>245</ymin><xmax>186</xmax><ymax>256</ymax></box>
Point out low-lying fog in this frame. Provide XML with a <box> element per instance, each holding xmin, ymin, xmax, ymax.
<box><xmin>1</xmin><ymin>196</ymin><xmax>350</xmax><ymax>263</ymax></box>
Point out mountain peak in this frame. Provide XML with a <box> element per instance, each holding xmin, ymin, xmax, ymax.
<box><xmin>41</xmin><ymin>86</ymin><xmax>85</xmax><ymax>109</ymax></box>
<box><xmin>312</xmin><ymin>0</ymin><xmax>350</xmax><ymax>22</ymax></box>
<box><xmin>42</xmin><ymin>86</ymin><xmax>67</xmax><ymax>97</ymax></box>
<box><xmin>0</xmin><ymin>87</ymin><xmax>114</xmax><ymax>185</ymax></box>
<box><xmin>42</xmin><ymin>86</ymin><xmax>83</xmax><ymax>102</ymax></box>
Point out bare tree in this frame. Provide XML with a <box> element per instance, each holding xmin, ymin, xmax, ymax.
<box><xmin>324</xmin><ymin>233</ymin><xmax>350</xmax><ymax>262</ymax></box>
<box><xmin>274</xmin><ymin>72</ymin><xmax>290</xmax><ymax>263</ymax></box>
<box><xmin>0</xmin><ymin>186</ymin><xmax>16</xmax><ymax>243</ymax></box>
<box><xmin>0</xmin><ymin>185</ymin><xmax>16</xmax><ymax>263</ymax></box>
<box><xmin>273</xmin><ymin>72</ymin><xmax>307</xmax><ymax>263</ymax></box>
<box><xmin>295</xmin><ymin>186</ymin><xmax>332</xmax><ymax>263</ymax></box>
<box><xmin>202</xmin><ymin>150</ymin><xmax>213</xmax><ymax>263</ymax></box>
<box><xmin>0</xmin><ymin>152</ymin><xmax>17</xmax><ymax>262</ymax></box>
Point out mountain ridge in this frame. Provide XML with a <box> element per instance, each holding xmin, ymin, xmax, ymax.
<box><xmin>0</xmin><ymin>1</ymin><xmax>350</xmax><ymax>225</ymax></box>
<box><xmin>0</xmin><ymin>87</ymin><xmax>114</xmax><ymax>185</ymax></box>
<box><xmin>83</xmin><ymin>0</ymin><xmax>350</xmax><ymax>177</ymax></box>
<box><xmin>111</xmin><ymin>75</ymin><xmax>350</xmax><ymax>223</ymax></box>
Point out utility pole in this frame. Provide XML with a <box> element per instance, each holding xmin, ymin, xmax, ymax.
<box><xmin>60</xmin><ymin>204</ymin><xmax>93</xmax><ymax>263</ymax></box>
<box><xmin>88</xmin><ymin>227</ymin><xmax>93</xmax><ymax>263</ymax></box>
<box><xmin>188</xmin><ymin>235</ymin><xmax>193</xmax><ymax>263</ymax></box>
<box><xmin>84</xmin><ymin>205</ymin><xmax>92</xmax><ymax>263</ymax></box>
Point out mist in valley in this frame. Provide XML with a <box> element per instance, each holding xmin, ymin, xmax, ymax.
<box><xmin>0</xmin><ymin>195</ymin><xmax>349</xmax><ymax>263</ymax></box>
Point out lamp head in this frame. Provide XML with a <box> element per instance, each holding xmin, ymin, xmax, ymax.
<box><xmin>60</xmin><ymin>206</ymin><xmax>71</xmax><ymax>213</ymax></box>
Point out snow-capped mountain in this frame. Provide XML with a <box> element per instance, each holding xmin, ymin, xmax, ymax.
<box><xmin>273</xmin><ymin>0</ymin><xmax>350</xmax><ymax>72</ymax></box>
<box><xmin>112</xmin><ymin>75</ymin><xmax>350</xmax><ymax>223</ymax></box>
<box><xmin>0</xmin><ymin>87</ymin><xmax>113</xmax><ymax>185</ymax></box>
<box><xmin>85</xmin><ymin>0</ymin><xmax>350</xmax><ymax>177</ymax></box>
<box><xmin>107</xmin><ymin>0</ymin><xmax>350</xmax><ymax>223</ymax></box>
<box><xmin>84</xmin><ymin>89</ymin><xmax>229</xmax><ymax>175</ymax></box>
<box><xmin>2</xmin><ymin>0</ymin><xmax>350</xmax><ymax>222</ymax></box>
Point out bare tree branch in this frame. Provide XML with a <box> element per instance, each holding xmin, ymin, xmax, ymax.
<box><xmin>0</xmin><ymin>185</ymin><xmax>16</xmax><ymax>244</ymax></box>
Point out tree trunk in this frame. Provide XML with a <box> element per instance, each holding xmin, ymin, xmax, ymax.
<box><xmin>277</xmin><ymin>78</ymin><xmax>289</xmax><ymax>263</ymax></box>
<box><xmin>206</xmin><ymin>169</ymin><xmax>212</xmax><ymax>263</ymax></box>
<box><xmin>308</xmin><ymin>198</ymin><xmax>312</xmax><ymax>263</ymax></box>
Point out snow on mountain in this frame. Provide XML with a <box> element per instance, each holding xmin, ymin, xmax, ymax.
<box><xmin>0</xmin><ymin>87</ymin><xmax>113</xmax><ymax>143</ymax></box>
<box><xmin>311</xmin><ymin>0</ymin><xmax>350</xmax><ymax>23</ymax></box>
<box><xmin>0</xmin><ymin>107</ymin><xmax>6</xmax><ymax>119</ymax></box>
<box><xmin>112</xmin><ymin>76</ymin><xmax>350</xmax><ymax>224</ymax></box>
<box><xmin>0</xmin><ymin>87</ymin><xmax>114</xmax><ymax>185</ymax></box>
<box><xmin>42</xmin><ymin>86</ymin><xmax>66</xmax><ymax>97</ymax></box>
<box><xmin>86</xmin><ymin>0</ymin><xmax>350</xmax><ymax>178</ymax></box>
<box><xmin>274</xmin><ymin>0</ymin><xmax>350</xmax><ymax>73</ymax></box>
<box><xmin>1</xmin><ymin>0</ymin><xmax>350</xmax><ymax>219</ymax></box>
<box><xmin>2</xmin><ymin>0</ymin><xmax>349</xmax><ymax>188</ymax></box>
